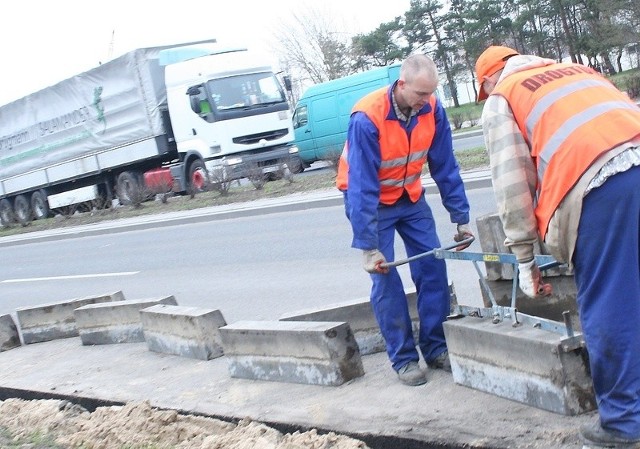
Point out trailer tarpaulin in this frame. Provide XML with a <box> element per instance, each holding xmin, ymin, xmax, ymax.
<box><xmin>0</xmin><ymin>47</ymin><xmax>167</xmax><ymax>179</ymax></box>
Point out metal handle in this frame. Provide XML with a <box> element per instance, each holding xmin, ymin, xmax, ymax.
<box><xmin>379</xmin><ymin>236</ymin><xmax>475</xmax><ymax>268</ymax></box>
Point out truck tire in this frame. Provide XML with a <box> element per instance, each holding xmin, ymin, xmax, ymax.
<box><xmin>188</xmin><ymin>160</ymin><xmax>209</xmax><ymax>193</ymax></box>
<box><xmin>116</xmin><ymin>171</ymin><xmax>142</xmax><ymax>205</ymax></box>
<box><xmin>31</xmin><ymin>190</ymin><xmax>50</xmax><ymax>220</ymax></box>
<box><xmin>14</xmin><ymin>194</ymin><xmax>33</xmax><ymax>226</ymax></box>
<box><xmin>0</xmin><ymin>199</ymin><xmax>15</xmax><ymax>227</ymax></box>
<box><xmin>287</xmin><ymin>157</ymin><xmax>305</xmax><ymax>174</ymax></box>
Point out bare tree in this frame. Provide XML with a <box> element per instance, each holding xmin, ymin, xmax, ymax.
<box><xmin>272</xmin><ymin>6</ymin><xmax>354</xmax><ymax>90</ymax></box>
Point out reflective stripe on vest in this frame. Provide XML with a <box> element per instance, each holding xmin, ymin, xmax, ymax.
<box><xmin>492</xmin><ymin>63</ymin><xmax>640</xmax><ymax>238</ymax></box>
<box><xmin>335</xmin><ymin>87</ymin><xmax>436</xmax><ymax>205</ymax></box>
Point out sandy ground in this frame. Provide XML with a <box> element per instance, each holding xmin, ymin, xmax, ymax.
<box><xmin>0</xmin><ymin>399</ymin><xmax>370</xmax><ymax>449</ymax></box>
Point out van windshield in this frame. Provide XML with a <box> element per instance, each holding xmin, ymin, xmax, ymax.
<box><xmin>207</xmin><ymin>72</ymin><xmax>287</xmax><ymax>111</ymax></box>
<box><xmin>292</xmin><ymin>104</ymin><xmax>308</xmax><ymax>128</ymax></box>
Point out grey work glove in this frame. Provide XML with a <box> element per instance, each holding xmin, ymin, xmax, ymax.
<box><xmin>362</xmin><ymin>249</ymin><xmax>389</xmax><ymax>274</ymax></box>
<box><xmin>518</xmin><ymin>259</ymin><xmax>553</xmax><ymax>298</ymax></box>
<box><xmin>454</xmin><ymin>223</ymin><xmax>474</xmax><ymax>251</ymax></box>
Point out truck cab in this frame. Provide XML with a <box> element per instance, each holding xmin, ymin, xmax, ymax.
<box><xmin>162</xmin><ymin>45</ymin><xmax>301</xmax><ymax>189</ymax></box>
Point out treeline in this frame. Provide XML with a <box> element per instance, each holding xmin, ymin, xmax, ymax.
<box><xmin>286</xmin><ymin>0</ymin><xmax>640</xmax><ymax>107</ymax></box>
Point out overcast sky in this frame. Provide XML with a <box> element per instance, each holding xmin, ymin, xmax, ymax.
<box><xmin>0</xmin><ymin>0</ymin><xmax>410</xmax><ymax>106</ymax></box>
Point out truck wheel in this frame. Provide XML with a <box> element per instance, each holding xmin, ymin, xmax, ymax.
<box><xmin>188</xmin><ymin>160</ymin><xmax>209</xmax><ymax>193</ymax></box>
<box><xmin>116</xmin><ymin>171</ymin><xmax>142</xmax><ymax>205</ymax></box>
<box><xmin>31</xmin><ymin>190</ymin><xmax>50</xmax><ymax>220</ymax></box>
<box><xmin>0</xmin><ymin>199</ymin><xmax>15</xmax><ymax>227</ymax></box>
<box><xmin>14</xmin><ymin>194</ymin><xmax>33</xmax><ymax>226</ymax></box>
<box><xmin>287</xmin><ymin>157</ymin><xmax>305</xmax><ymax>174</ymax></box>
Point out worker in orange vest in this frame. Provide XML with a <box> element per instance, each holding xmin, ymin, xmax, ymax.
<box><xmin>476</xmin><ymin>45</ymin><xmax>640</xmax><ymax>448</ymax></box>
<box><xmin>336</xmin><ymin>54</ymin><xmax>473</xmax><ymax>386</ymax></box>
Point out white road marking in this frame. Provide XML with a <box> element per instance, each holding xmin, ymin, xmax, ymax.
<box><xmin>1</xmin><ymin>271</ymin><xmax>140</xmax><ymax>283</ymax></box>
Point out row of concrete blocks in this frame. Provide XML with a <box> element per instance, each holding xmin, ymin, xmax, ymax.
<box><xmin>0</xmin><ymin>287</ymin><xmax>448</xmax><ymax>387</ymax></box>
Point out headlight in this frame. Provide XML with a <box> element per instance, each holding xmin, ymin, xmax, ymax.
<box><xmin>288</xmin><ymin>146</ymin><xmax>299</xmax><ymax>154</ymax></box>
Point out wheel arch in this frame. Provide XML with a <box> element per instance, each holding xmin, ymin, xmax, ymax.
<box><xmin>181</xmin><ymin>151</ymin><xmax>208</xmax><ymax>191</ymax></box>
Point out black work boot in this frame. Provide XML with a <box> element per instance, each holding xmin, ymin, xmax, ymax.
<box><xmin>396</xmin><ymin>361</ymin><xmax>427</xmax><ymax>386</ymax></box>
<box><xmin>427</xmin><ymin>351</ymin><xmax>452</xmax><ymax>372</ymax></box>
<box><xmin>580</xmin><ymin>420</ymin><xmax>640</xmax><ymax>448</ymax></box>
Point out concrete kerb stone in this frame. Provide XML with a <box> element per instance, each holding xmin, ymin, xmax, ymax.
<box><xmin>0</xmin><ymin>314</ymin><xmax>20</xmax><ymax>352</ymax></box>
<box><xmin>219</xmin><ymin>320</ymin><xmax>364</xmax><ymax>386</ymax></box>
<box><xmin>279</xmin><ymin>291</ymin><xmax>415</xmax><ymax>355</ymax></box>
<box><xmin>15</xmin><ymin>291</ymin><xmax>126</xmax><ymax>345</ymax></box>
<box><xmin>280</xmin><ymin>284</ymin><xmax>457</xmax><ymax>355</ymax></box>
<box><xmin>141</xmin><ymin>304</ymin><xmax>227</xmax><ymax>360</ymax></box>
<box><xmin>444</xmin><ymin>316</ymin><xmax>596</xmax><ymax>416</ymax></box>
<box><xmin>74</xmin><ymin>296</ymin><xmax>178</xmax><ymax>345</ymax></box>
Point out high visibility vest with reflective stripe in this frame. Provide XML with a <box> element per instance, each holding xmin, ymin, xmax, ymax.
<box><xmin>336</xmin><ymin>87</ymin><xmax>436</xmax><ymax>205</ymax></box>
<box><xmin>492</xmin><ymin>63</ymin><xmax>640</xmax><ymax>238</ymax></box>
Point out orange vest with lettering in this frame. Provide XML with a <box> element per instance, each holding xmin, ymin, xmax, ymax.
<box><xmin>492</xmin><ymin>63</ymin><xmax>640</xmax><ymax>238</ymax></box>
<box><xmin>336</xmin><ymin>87</ymin><xmax>437</xmax><ymax>205</ymax></box>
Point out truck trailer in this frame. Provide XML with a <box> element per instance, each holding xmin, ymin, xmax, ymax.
<box><xmin>0</xmin><ymin>41</ymin><xmax>301</xmax><ymax>226</ymax></box>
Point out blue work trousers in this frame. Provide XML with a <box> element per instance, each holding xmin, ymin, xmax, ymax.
<box><xmin>370</xmin><ymin>194</ymin><xmax>450</xmax><ymax>371</ymax></box>
<box><xmin>573</xmin><ymin>165</ymin><xmax>640</xmax><ymax>439</ymax></box>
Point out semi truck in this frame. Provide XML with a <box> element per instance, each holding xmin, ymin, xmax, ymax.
<box><xmin>292</xmin><ymin>63</ymin><xmax>401</xmax><ymax>167</ymax></box>
<box><xmin>0</xmin><ymin>41</ymin><xmax>301</xmax><ymax>227</ymax></box>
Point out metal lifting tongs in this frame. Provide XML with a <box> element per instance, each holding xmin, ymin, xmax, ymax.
<box><xmin>379</xmin><ymin>236</ymin><xmax>476</xmax><ymax>269</ymax></box>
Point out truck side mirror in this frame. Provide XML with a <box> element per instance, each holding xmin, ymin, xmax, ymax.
<box><xmin>190</xmin><ymin>96</ymin><xmax>201</xmax><ymax>114</ymax></box>
<box><xmin>283</xmin><ymin>75</ymin><xmax>292</xmax><ymax>92</ymax></box>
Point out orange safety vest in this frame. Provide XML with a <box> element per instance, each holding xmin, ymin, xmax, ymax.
<box><xmin>492</xmin><ymin>63</ymin><xmax>640</xmax><ymax>238</ymax></box>
<box><xmin>336</xmin><ymin>87</ymin><xmax>437</xmax><ymax>205</ymax></box>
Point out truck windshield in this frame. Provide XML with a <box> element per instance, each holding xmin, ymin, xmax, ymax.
<box><xmin>207</xmin><ymin>72</ymin><xmax>287</xmax><ymax>111</ymax></box>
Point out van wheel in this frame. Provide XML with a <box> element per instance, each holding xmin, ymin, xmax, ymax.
<box><xmin>14</xmin><ymin>194</ymin><xmax>33</xmax><ymax>226</ymax></box>
<box><xmin>31</xmin><ymin>190</ymin><xmax>50</xmax><ymax>220</ymax></box>
<box><xmin>0</xmin><ymin>199</ymin><xmax>15</xmax><ymax>227</ymax></box>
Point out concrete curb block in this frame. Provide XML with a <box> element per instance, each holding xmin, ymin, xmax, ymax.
<box><xmin>219</xmin><ymin>320</ymin><xmax>364</xmax><ymax>386</ymax></box>
<box><xmin>16</xmin><ymin>291</ymin><xmax>125</xmax><ymax>345</ymax></box>
<box><xmin>141</xmin><ymin>305</ymin><xmax>227</xmax><ymax>360</ymax></box>
<box><xmin>74</xmin><ymin>296</ymin><xmax>177</xmax><ymax>345</ymax></box>
<box><xmin>279</xmin><ymin>290</ymin><xmax>419</xmax><ymax>355</ymax></box>
<box><xmin>444</xmin><ymin>317</ymin><xmax>595</xmax><ymax>416</ymax></box>
<box><xmin>0</xmin><ymin>314</ymin><xmax>20</xmax><ymax>351</ymax></box>
<box><xmin>280</xmin><ymin>283</ymin><xmax>457</xmax><ymax>355</ymax></box>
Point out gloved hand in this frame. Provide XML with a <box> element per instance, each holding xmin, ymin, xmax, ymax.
<box><xmin>454</xmin><ymin>223</ymin><xmax>474</xmax><ymax>251</ymax></box>
<box><xmin>362</xmin><ymin>249</ymin><xmax>389</xmax><ymax>274</ymax></box>
<box><xmin>518</xmin><ymin>259</ymin><xmax>553</xmax><ymax>298</ymax></box>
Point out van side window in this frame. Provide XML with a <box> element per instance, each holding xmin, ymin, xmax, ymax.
<box><xmin>293</xmin><ymin>105</ymin><xmax>308</xmax><ymax>128</ymax></box>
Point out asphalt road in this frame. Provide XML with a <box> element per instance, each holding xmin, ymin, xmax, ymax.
<box><xmin>452</xmin><ymin>128</ymin><xmax>484</xmax><ymax>151</ymax></box>
<box><xmin>0</xmin><ymin>185</ymin><xmax>497</xmax><ymax>322</ymax></box>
